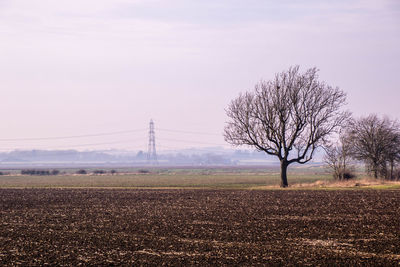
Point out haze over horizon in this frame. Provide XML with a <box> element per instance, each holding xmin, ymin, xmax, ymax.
<box><xmin>1</xmin><ymin>0</ymin><xmax>399</xmax><ymax>152</ymax></box>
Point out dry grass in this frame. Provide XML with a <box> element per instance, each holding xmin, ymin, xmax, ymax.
<box><xmin>249</xmin><ymin>177</ymin><xmax>400</xmax><ymax>190</ymax></box>
<box><xmin>290</xmin><ymin>177</ymin><xmax>400</xmax><ymax>189</ymax></box>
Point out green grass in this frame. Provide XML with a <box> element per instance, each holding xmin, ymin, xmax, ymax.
<box><xmin>0</xmin><ymin>174</ymin><xmax>267</xmax><ymax>188</ymax></box>
<box><xmin>0</xmin><ymin>166</ymin><xmax>397</xmax><ymax>190</ymax></box>
<box><xmin>361</xmin><ymin>184</ymin><xmax>400</xmax><ymax>190</ymax></box>
<box><xmin>0</xmin><ymin>167</ymin><xmax>332</xmax><ymax>189</ymax></box>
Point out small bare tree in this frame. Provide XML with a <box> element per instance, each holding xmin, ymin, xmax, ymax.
<box><xmin>347</xmin><ymin>115</ymin><xmax>400</xmax><ymax>179</ymax></box>
<box><xmin>224</xmin><ymin>66</ymin><xmax>350</xmax><ymax>187</ymax></box>
<box><xmin>386</xmin><ymin>126</ymin><xmax>400</xmax><ymax>180</ymax></box>
<box><xmin>324</xmin><ymin>132</ymin><xmax>355</xmax><ymax>180</ymax></box>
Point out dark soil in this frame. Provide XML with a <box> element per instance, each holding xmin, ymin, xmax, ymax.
<box><xmin>1</xmin><ymin>189</ymin><xmax>400</xmax><ymax>266</ymax></box>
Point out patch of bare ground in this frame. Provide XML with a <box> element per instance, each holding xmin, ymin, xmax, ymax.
<box><xmin>135</xmin><ymin>249</ymin><xmax>206</xmax><ymax>257</ymax></box>
<box><xmin>1</xmin><ymin>189</ymin><xmax>400</xmax><ymax>265</ymax></box>
<box><xmin>299</xmin><ymin>238</ymin><xmax>400</xmax><ymax>261</ymax></box>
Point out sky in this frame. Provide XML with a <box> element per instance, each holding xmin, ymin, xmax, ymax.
<box><xmin>0</xmin><ymin>0</ymin><xmax>399</xmax><ymax>152</ymax></box>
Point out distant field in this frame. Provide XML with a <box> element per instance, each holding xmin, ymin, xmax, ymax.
<box><xmin>0</xmin><ymin>166</ymin><xmax>332</xmax><ymax>188</ymax></box>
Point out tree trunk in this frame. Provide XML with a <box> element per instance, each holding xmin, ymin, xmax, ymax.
<box><xmin>373</xmin><ymin>164</ymin><xmax>378</xmax><ymax>179</ymax></box>
<box><xmin>342</xmin><ymin>156</ymin><xmax>346</xmax><ymax>180</ymax></box>
<box><xmin>390</xmin><ymin>160</ymin><xmax>394</xmax><ymax>180</ymax></box>
<box><xmin>280</xmin><ymin>160</ymin><xmax>289</xmax><ymax>188</ymax></box>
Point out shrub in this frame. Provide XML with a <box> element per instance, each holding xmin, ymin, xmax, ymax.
<box><xmin>21</xmin><ymin>169</ymin><xmax>51</xmax><ymax>176</ymax></box>
<box><xmin>93</xmin><ymin>170</ymin><xmax>106</xmax><ymax>175</ymax></box>
<box><xmin>342</xmin><ymin>171</ymin><xmax>356</xmax><ymax>180</ymax></box>
<box><xmin>76</xmin><ymin>169</ymin><xmax>87</xmax><ymax>175</ymax></box>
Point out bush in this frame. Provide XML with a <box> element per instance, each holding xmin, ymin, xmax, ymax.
<box><xmin>110</xmin><ymin>169</ymin><xmax>117</xmax><ymax>175</ymax></box>
<box><xmin>138</xmin><ymin>169</ymin><xmax>150</xmax><ymax>174</ymax></box>
<box><xmin>93</xmin><ymin>170</ymin><xmax>106</xmax><ymax>175</ymax></box>
<box><xmin>342</xmin><ymin>171</ymin><xmax>356</xmax><ymax>180</ymax></box>
<box><xmin>76</xmin><ymin>169</ymin><xmax>87</xmax><ymax>175</ymax></box>
<box><xmin>51</xmin><ymin>169</ymin><xmax>60</xmax><ymax>175</ymax></box>
<box><xmin>331</xmin><ymin>170</ymin><xmax>355</xmax><ymax>180</ymax></box>
<box><xmin>21</xmin><ymin>169</ymin><xmax>51</xmax><ymax>176</ymax></box>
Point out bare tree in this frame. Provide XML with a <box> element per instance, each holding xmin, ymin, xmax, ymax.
<box><xmin>224</xmin><ymin>66</ymin><xmax>350</xmax><ymax>187</ymax></box>
<box><xmin>324</xmin><ymin>132</ymin><xmax>355</xmax><ymax>180</ymax></box>
<box><xmin>386</xmin><ymin>124</ymin><xmax>400</xmax><ymax>180</ymax></box>
<box><xmin>347</xmin><ymin>115</ymin><xmax>400</xmax><ymax>179</ymax></box>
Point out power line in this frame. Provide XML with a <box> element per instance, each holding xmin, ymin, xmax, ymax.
<box><xmin>0</xmin><ymin>138</ymin><xmax>146</xmax><ymax>151</ymax></box>
<box><xmin>156</xmin><ymin>128</ymin><xmax>222</xmax><ymax>136</ymax></box>
<box><xmin>0</xmin><ymin>128</ymin><xmax>222</xmax><ymax>142</ymax></box>
<box><xmin>157</xmin><ymin>137</ymin><xmax>228</xmax><ymax>146</ymax></box>
<box><xmin>51</xmin><ymin>139</ymin><xmax>145</xmax><ymax>149</ymax></box>
<box><xmin>0</xmin><ymin>129</ymin><xmax>147</xmax><ymax>142</ymax></box>
<box><xmin>157</xmin><ymin>144</ymin><xmax>231</xmax><ymax>152</ymax></box>
<box><xmin>0</xmin><ymin>126</ymin><xmax>229</xmax><ymax>152</ymax></box>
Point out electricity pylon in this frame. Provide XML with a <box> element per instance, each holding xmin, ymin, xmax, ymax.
<box><xmin>147</xmin><ymin>119</ymin><xmax>158</xmax><ymax>165</ymax></box>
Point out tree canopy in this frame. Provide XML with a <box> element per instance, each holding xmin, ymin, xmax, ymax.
<box><xmin>224</xmin><ymin>66</ymin><xmax>350</xmax><ymax>187</ymax></box>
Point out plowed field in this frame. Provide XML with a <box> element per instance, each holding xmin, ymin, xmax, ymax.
<box><xmin>1</xmin><ymin>189</ymin><xmax>400</xmax><ymax>266</ymax></box>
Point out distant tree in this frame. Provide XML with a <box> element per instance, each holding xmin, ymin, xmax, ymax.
<box><xmin>51</xmin><ymin>169</ymin><xmax>60</xmax><ymax>175</ymax></box>
<box><xmin>324</xmin><ymin>131</ymin><xmax>355</xmax><ymax>180</ymax></box>
<box><xmin>110</xmin><ymin>169</ymin><xmax>117</xmax><ymax>175</ymax></box>
<box><xmin>394</xmin><ymin>169</ymin><xmax>400</xmax><ymax>181</ymax></box>
<box><xmin>224</xmin><ymin>66</ymin><xmax>350</xmax><ymax>187</ymax></box>
<box><xmin>386</xmin><ymin>126</ymin><xmax>400</xmax><ymax>180</ymax></box>
<box><xmin>347</xmin><ymin>115</ymin><xmax>400</xmax><ymax>179</ymax></box>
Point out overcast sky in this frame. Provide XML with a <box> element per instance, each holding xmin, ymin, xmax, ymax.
<box><xmin>0</xmin><ymin>0</ymin><xmax>399</xmax><ymax>151</ymax></box>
